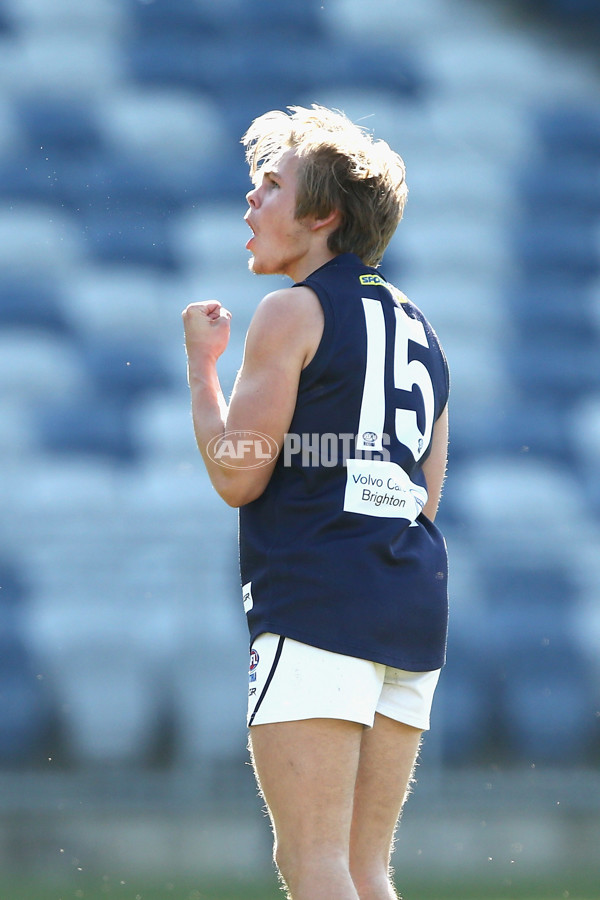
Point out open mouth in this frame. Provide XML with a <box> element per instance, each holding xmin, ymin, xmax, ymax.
<box><xmin>244</xmin><ymin>216</ymin><xmax>256</xmax><ymax>249</ymax></box>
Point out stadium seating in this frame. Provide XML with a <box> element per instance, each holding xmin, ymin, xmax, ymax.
<box><xmin>36</xmin><ymin>393</ymin><xmax>136</xmax><ymax>462</ymax></box>
<box><xmin>15</xmin><ymin>94</ymin><xmax>103</xmax><ymax>157</ymax></box>
<box><xmin>0</xmin><ymin>274</ymin><xmax>71</xmax><ymax>334</ymax></box>
<box><xmin>0</xmin><ymin>0</ymin><xmax>599</xmax><ymax>771</ymax></box>
<box><xmin>502</xmin><ymin>637</ymin><xmax>596</xmax><ymax>762</ymax></box>
<box><xmin>0</xmin><ymin>558</ymin><xmax>51</xmax><ymax>764</ymax></box>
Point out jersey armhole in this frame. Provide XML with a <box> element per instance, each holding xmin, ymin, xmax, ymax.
<box><xmin>424</xmin><ymin>319</ymin><xmax>450</xmax><ymax>419</ymax></box>
<box><xmin>293</xmin><ymin>281</ymin><xmax>336</xmax><ymax>388</ymax></box>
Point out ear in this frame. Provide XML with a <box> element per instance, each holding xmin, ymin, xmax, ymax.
<box><xmin>309</xmin><ymin>208</ymin><xmax>340</xmax><ymax>233</ymax></box>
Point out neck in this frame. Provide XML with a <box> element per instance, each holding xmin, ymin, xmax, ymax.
<box><xmin>286</xmin><ymin>247</ymin><xmax>338</xmax><ymax>284</ymax></box>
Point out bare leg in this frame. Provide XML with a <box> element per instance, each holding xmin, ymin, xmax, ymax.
<box><xmin>350</xmin><ymin>713</ymin><xmax>423</xmax><ymax>900</ymax></box>
<box><xmin>249</xmin><ymin>718</ymin><xmax>364</xmax><ymax>900</ymax></box>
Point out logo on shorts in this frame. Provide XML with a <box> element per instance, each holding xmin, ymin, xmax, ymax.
<box><xmin>249</xmin><ymin>648</ymin><xmax>259</xmax><ymax>682</ymax></box>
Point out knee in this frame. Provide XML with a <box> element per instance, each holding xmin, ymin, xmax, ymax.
<box><xmin>273</xmin><ymin>838</ymin><xmax>294</xmax><ymax>885</ymax></box>
<box><xmin>350</xmin><ymin>862</ymin><xmax>395</xmax><ymax>900</ymax></box>
<box><xmin>274</xmin><ymin>835</ymin><xmax>310</xmax><ymax>889</ymax></box>
<box><xmin>274</xmin><ymin>837</ymin><xmax>350</xmax><ymax>892</ymax></box>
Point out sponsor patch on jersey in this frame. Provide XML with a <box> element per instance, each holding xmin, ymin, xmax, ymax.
<box><xmin>388</xmin><ymin>284</ymin><xmax>409</xmax><ymax>305</ymax></box>
<box><xmin>343</xmin><ymin>458</ymin><xmax>428</xmax><ymax>521</ymax></box>
<box><xmin>242</xmin><ymin>581</ymin><xmax>253</xmax><ymax>613</ymax></box>
<box><xmin>359</xmin><ymin>274</ymin><xmax>385</xmax><ymax>286</ymax></box>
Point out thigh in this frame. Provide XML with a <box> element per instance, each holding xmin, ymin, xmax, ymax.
<box><xmin>249</xmin><ymin>718</ymin><xmax>364</xmax><ymax>853</ymax></box>
<box><xmin>350</xmin><ymin>713</ymin><xmax>423</xmax><ymax>872</ymax></box>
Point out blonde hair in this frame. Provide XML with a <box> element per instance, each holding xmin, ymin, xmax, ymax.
<box><xmin>242</xmin><ymin>104</ymin><xmax>408</xmax><ymax>267</ymax></box>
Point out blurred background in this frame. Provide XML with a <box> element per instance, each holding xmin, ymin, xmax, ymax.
<box><xmin>0</xmin><ymin>0</ymin><xmax>599</xmax><ymax>897</ymax></box>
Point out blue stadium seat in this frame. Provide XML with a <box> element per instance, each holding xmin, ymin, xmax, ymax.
<box><xmin>0</xmin><ymin>152</ymin><xmax>59</xmax><ymax>205</ymax></box>
<box><xmin>435</xmin><ymin>636</ymin><xmax>493</xmax><ymax>763</ymax></box>
<box><xmin>98</xmin><ymin>86</ymin><xmax>226</xmax><ymax>176</ymax></box>
<box><xmin>55</xmin><ymin>152</ymin><xmax>207</xmax><ymax>213</ymax></box>
<box><xmin>446</xmin><ymin>455</ymin><xmax>589</xmax><ymax>572</ymax></box>
<box><xmin>548</xmin><ymin>0</ymin><xmax>600</xmax><ymax>24</ymax></box>
<box><xmin>483</xmin><ymin>564</ymin><xmax>577</xmax><ymax>615</ymax></box>
<box><xmin>478</xmin><ymin>560</ymin><xmax>597</xmax><ymax>762</ymax></box>
<box><xmin>5</xmin><ymin>30</ymin><xmax>126</xmax><ymax>98</ymax></box>
<box><xmin>536</xmin><ymin>105</ymin><xmax>600</xmax><ymax>160</ymax></box>
<box><xmin>513</xmin><ymin>216</ymin><xmax>599</xmax><ymax>280</ymax></box>
<box><xmin>129</xmin><ymin>390</ymin><xmax>199</xmax><ymax>462</ymax></box>
<box><xmin>126</xmin><ymin>35</ymin><xmax>311</xmax><ymax>106</ymax></box>
<box><xmin>0</xmin><ymin>558</ymin><xmax>29</xmax><ymax>608</ymax></box>
<box><xmin>485</xmin><ymin>600</ymin><xmax>574</xmax><ymax>672</ymax></box>
<box><xmin>314</xmin><ymin>40</ymin><xmax>424</xmax><ymax>98</ymax></box>
<box><xmin>15</xmin><ymin>95</ymin><xmax>103</xmax><ymax>158</ymax></box>
<box><xmin>79</xmin><ymin>204</ymin><xmax>178</xmax><ymax>269</ymax></box>
<box><xmin>33</xmin><ymin>333</ymin><xmax>172</xmax><ymax>459</ymax></box>
<box><xmin>447</xmin><ymin>399</ymin><xmax>571</xmax><ymax>465</ymax></box>
<box><xmin>128</xmin><ymin>0</ymin><xmax>325</xmax><ymax>40</ymax></box>
<box><xmin>507</xmin><ymin>334</ymin><xmax>600</xmax><ymax>404</ymax></box>
<box><xmin>125</xmin><ymin>35</ymin><xmax>206</xmax><ymax>91</ymax></box>
<box><xmin>60</xmin><ymin>263</ymin><xmax>171</xmax><ymax>342</ymax></box>
<box><xmin>517</xmin><ymin>161</ymin><xmax>600</xmax><ymax>218</ymax></box>
<box><xmin>501</xmin><ymin>639</ymin><xmax>596</xmax><ymax>762</ymax></box>
<box><xmin>127</xmin><ymin>35</ymin><xmax>421</xmax><ymax>135</ymax></box>
<box><xmin>229</xmin><ymin>0</ymin><xmax>324</xmax><ymax>36</ymax></box>
<box><xmin>24</xmin><ymin>603</ymin><xmax>169</xmax><ymax>764</ymax></box>
<box><xmin>0</xmin><ymin>2</ymin><xmax>11</xmax><ymax>33</ymax></box>
<box><xmin>37</xmin><ymin>394</ymin><xmax>136</xmax><ymax>462</ymax></box>
<box><xmin>0</xmin><ymin>617</ymin><xmax>50</xmax><ymax>764</ymax></box>
<box><xmin>569</xmin><ymin>393</ymin><xmax>600</xmax><ymax>514</ymax></box>
<box><xmin>171</xmin><ymin>603</ymin><xmax>249</xmax><ymax>764</ymax></box>
<box><xmin>0</xmin><ymin>204</ymin><xmax>83</xmax><ymax>273</ymax></box>
<box><xmin>0</xmin><ymin>330</ymin><xmax>86</xmax><ymax>404</ymax></box>
<box><xmin>126</xmin><ymin>0</ymin><xmax>219</xmax><ymax>38</ymax></box>
<box><xmin>76</xmin><ymin>336</ymin><xmax>172</xmax><ymax>404</ymax></box>
<box><xmin>4</xmin><ymin>0</ymin><xmax>127</xmax><ymax>34</ymax></box>
<box><xmin>0</xmin><ymin>275</ymin><xmax>70</xmax><ymax>334</ymax></box>
<box><xmin>504</xmin><ymin>277</ymin><xmax>592</xmax><ymax>341</ymax></box>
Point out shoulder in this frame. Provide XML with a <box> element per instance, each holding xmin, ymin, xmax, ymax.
<box><xmin>247</xmin><ymin>286</ymin><xmax>324</xmax><ymax>369</ymax></box>
<box><xmin>254</xmin><ymin>286</ymin><xmax>322</xmax><ymax>320</ymax></box>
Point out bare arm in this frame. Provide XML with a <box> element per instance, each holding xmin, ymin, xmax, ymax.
<box><xmin>420</xmin><ymin>404</ymin><xmax>449</xmax><ymax>522</ymax></box>
<box><xmin>183</xmin><ymin>287</ymin><xmax>323</xmax><ymax>507</ymax></box>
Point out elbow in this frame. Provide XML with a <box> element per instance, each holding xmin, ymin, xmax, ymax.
<box><xmin>222</xmin><ymin>495</ymin><xmax>250</xmax><ymax>508</ymax></box>
<box><xmin>219</xmin><ymin>485</ymin><xmax>246</xmax><ymax>508</ymax></box>
<box><xmin>213</xmin><ymin>473</ymin><xmax>267</xmax><ymax>508</ymax></box>
<box><xmin>220</xmin><ymin>488</ymin><xmax>263</xmax><ymax>508</ymax></box>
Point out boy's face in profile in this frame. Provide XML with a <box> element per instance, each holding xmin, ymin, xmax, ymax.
<box><xmin>244</xmin><ymin>150</ymin><xmax>314</xmax><ymax>279</ymax></box>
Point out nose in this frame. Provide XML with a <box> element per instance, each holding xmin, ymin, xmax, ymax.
<box><xmin>246</xmin><ymin>184</ymin><xmax>259</xmax><ymax>208</ymax></box>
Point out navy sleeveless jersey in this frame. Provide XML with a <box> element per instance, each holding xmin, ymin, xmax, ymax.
<box><xmin>239</xmin><ymin>253</ymin><xmax>450</xmax><ymax>671</ymax></box>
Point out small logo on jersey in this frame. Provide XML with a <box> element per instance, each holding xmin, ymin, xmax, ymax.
<box><xmin>362</xmin><ymin>431</ymin><xmax>378</xmax><ymax>447</ymax></box>
<box><xmin>359</xmin><ymin>274</ymin><xmax>385</xmax><ymax>286</ymax></box>
<box><xmin>242</xmin><ymin>581</ymin><xmax>253</xmax><ymax>613</ymax></box>
<box><xmin>207</xmin><ymin>430</ymin><xmax>278</xmax><ymax>469</ymax></box>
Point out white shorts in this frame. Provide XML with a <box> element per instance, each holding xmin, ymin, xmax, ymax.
<box><xmin>247</xmin><ymin>633</ymin><xmax>441</xmax><ymax>731</ymax></box>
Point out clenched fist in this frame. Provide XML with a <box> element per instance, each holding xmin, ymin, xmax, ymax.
<box><xmin>182</xmin><ymin>300</ymin><xmax>232</xmax><ymax>363</ymax></box>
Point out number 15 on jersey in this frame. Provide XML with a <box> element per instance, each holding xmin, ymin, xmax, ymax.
<box><xmin>356</xmin><ymin>297</ymin><xmax>435</xmax><ymax>462</ymax></box>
